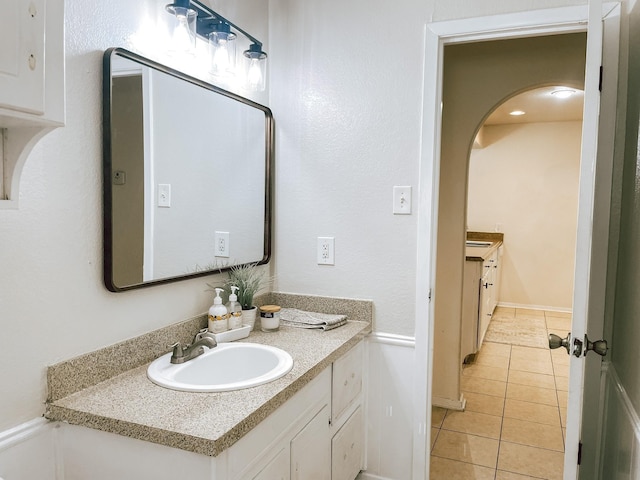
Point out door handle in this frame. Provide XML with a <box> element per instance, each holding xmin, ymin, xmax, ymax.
<box><xmin>549</xmin><ymin>332</ymin><xmax>608</xmax><ymax>357</ymax></box>
<box><xmin>548</xmin><ymin>332</ymin><xmax>571</xmax><ymax>355</ymax></box>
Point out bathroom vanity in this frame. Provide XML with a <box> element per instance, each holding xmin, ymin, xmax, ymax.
<box><xmin>46</xmin><ymin>297</ymin><xmax>371</xmax><ymax>480</ymax></box>
<box><xmin>461</xmin><ymin>233</ymin><xmax>504</xmax><ymax>362</ymax></box>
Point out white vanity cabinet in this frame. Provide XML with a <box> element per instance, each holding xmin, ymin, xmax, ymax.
<box><xmin>461</xmin><ymin>245</ymin><xmax>503</xmax><ymax>362</ymax></box>
<box><xmin>58</xmin><ymin>340</ymin><xmax>365</xmax><ymax>480</ymax></box>
<box><xmin>0</xmin><ymin>0</ymin><xmax>64</xmax><ymax>205</ymax></box>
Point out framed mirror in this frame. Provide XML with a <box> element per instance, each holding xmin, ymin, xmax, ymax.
<box><xmin>103</xmin><ymin>48</ymin><xmax>273</xmax><ymax>292</ymax></box>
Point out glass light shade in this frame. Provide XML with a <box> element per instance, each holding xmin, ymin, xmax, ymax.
<box><xmin>166</xmin><ymin>6</ymin><xmax>197</xmax><ymax>55</ymax></box>
<box><xmin>243</xmin><ymin>46</ymin><xmax>267</xmax><ymax>92</ymax></box>
<box><xmin>209</xmin><ymin>30</ymin><xmax>237</xmax><ymax>77</ymax></box>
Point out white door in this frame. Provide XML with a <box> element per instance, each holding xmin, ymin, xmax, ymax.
<box><xmin>414</xmin><ymin>2</ymin><xmax>620</xmax><ymax>479</ymax></box>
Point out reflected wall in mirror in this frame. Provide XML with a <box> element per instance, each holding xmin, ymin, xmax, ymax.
<box><xmin>103</xmin><ymin>48</ymin><xmax>273</xmax><ymax>292</ymax></box>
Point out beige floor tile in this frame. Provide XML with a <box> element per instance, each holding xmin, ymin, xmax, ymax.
<box><xmin>509</xmin><ymin>356</ymin><xmax>554</xmax><ymax>375</ymax></box>
<box><xmin>511</xmin><ymin>345</ymin><xmax>552</xmax><ymax>363</ymax></box>
<box><xmin>501</xmin><ymin>417</ymin><xmax>565</xmax><ymax>452</ymax></box>
<box><xmin>479</xmin><ymin>341</ymin><xmax>512</xmax><ymax>358</ymax></box>
<box><xmin>463</xmin><ymin>363</ymin><xmax>509</xmax><ymax>382</ymax></box>
<box><xmin>554</xmin><ymin>375</ymin><xmax>569</xmax><ymax>392</ymax></box>
<box><xmin>461</xmin><ymin>376</ymin><xmax>507</xmax><ymax>398</ymax></box>
<box><xmin>442</xmin><ymin>410</ymin><xmax>502</xmax><ymax>439</ymax></box>
<box><xmin>429</xmin><ymin>456</ymin><xmax>496</xmax><ymax>480</ymax></box>
<box><xmin>546</xmin><ymin>317</ymin><xmax>572</xmax><ymax>331</ymax></box>
<box><xmin>497</xmin><ymin>442</ymin><xmax>564</xmax><ymax>480</ymax></box>
<box><xmin>475</xmin><ymin>352</ymin><xmax>511</xmax><ymax>369</ymax></box>
<box><xmin>463</xmin><ymin>391</ymin><xmax>505</xmax><ymax>417</ymax></box>
<box><xmin>432</xmin><ymin>429</ymin><xmax>499</xmax><ymax>468</ymax></box>
<box><xmin>432</xmin><ymin>406</ymin><xmax>447</xmax><ymax>427</ymax></box>
<box><xmin>496</xmin><ymin>470</ymin><xmax>541</xmax><ymax>480</ymax></box>
<box><xmin>560</xmin><ymin>407</ymin><xmax>567</xmax><ymax>427</ymax></box>
<box><xmin>556</xmin><ymin>390</ymin><xmax>568</xmax><ymax>408</ymax></box>
<box><xmin>506</xmin><ymin>383</ymin><xmax>558</xmax><ymax>406</ymax></box>
<box><xmin>503</xmin><ymin>399</ymin><xmax>561</xmax><ymax>426</ymax></box>
<box><xmin>515</xmin><ymin>308</ymin><xmax>546</xmax><ymax>318</ymax></box>
<box><xmin>545</xmin><ymin>310</ymin><xmax>572</xmax><ymax>319</ymax></box>
<box><xmin>508</xmin><ymin>370</ymin><xmax>556</xmax><ymax>390</ymax></box>
<box><xmin>550</xmin><ymin>349</ymin><xmax>570</xmax><ymax>365</ymax></box>
<box><xmin>431</xmin><ymin>428</ymin><xmax>439</xmax><ymax>450</ymax></box>
<box><xmin>552</xmin><ymin>362</ymin><xmax>569</xmax><ymax>377</ymax></box>
<box><xmin>494</xmin><ymin>306</ymin><xmax>516</xmax><ymax>316</ymax></box>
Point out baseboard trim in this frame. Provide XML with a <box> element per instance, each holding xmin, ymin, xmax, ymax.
<box><xmin>367</xmin><ymin>332</ymin><xmax>415</xmax><ymax>348</ymax></box>
<box><xmin>0</xmin><ymin>417</ymin><xmax>51</xmax><ymax>451</ymax></box>
<box><xmin>432</xmin><ymin>394</ymin><xmax>466</xmax><ymax>411</ymax></box>
<box><xmin>358</xmin><ymin>472</ymin><xmax>393</xmax><ymax>480</ymax></box>
<box><xmin>497</xmin><ymin>302</ymin><xmax>572</xmax><ymax>313</ymax></box>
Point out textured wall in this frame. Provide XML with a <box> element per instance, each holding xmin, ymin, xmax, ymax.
<box><xmin>0</xmin><ymin>0</ymin><xmax>268</xmax><ymax>432</ymax></box>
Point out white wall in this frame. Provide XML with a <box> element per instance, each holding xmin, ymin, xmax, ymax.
<box><xmin>468</xmin><ymin>121</ymin><xmax>582</xmax><ymax>310</ymax></box>
<box><xmin>0</xmin><ymin>0</ymin><xmax>268</xmax><ymax>433</ymax></box>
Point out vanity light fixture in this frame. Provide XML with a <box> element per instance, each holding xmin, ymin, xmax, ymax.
<box><xmin>165</xmin><ymin>0</ymin><xmax>268</xmax><ymax>91</ymax></box>
<box><xmin>165</xmin><ymin>0</ymin><xmax>198</xmax><ymax>55</ymax></box>
<box><xmin>208</xmin><ymin>21</ymin><xmax>236</xmax><ymax>77</ymax></box>
<box><xmin>550</xmin><ymin>88</ymin><xmax>576</xmax><ymax>99</ymax></box>
<box><xmin>509</xmin><ymin>110</ymin><xmax>526</xmax><ymax>116</ymax></box>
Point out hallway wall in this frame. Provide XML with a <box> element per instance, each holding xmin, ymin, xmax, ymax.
<box><xmin>468</xmin><ymin>121</ymin><xmax>582</xmax><ymax>310</ymax></box>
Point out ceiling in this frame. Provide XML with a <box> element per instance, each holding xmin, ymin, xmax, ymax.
<box><xmin>483</xmin><ymin>86</ymin><xmax>584</xmax><ymax>125</ymax></box>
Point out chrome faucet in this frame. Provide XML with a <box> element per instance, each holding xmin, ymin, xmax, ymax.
<box><xmin>170</xmin><ymin>329</ymin><xmax>217</xmax><ymax>364</ymax></box>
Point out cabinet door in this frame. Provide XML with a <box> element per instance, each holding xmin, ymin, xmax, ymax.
<box><xmin>291</xmin><ymin>404</ymin><xmax>331</xmax><ymax>480</ymax></box>
<box><xmin>332</xmin><ymin>407</ymin><xmax>363</xmax><ymax>480</ymax></box>
<box><xmin>253</xmin><ymin>447</ymin><xmax>290</xmax><ymax>480</ymax></box>
<box><xmin>0</xmin><ymin>0</ymin><xmax>45</xmax><ymax>114</ymax></box>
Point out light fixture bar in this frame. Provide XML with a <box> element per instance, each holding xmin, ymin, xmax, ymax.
<box><xmin>190</xmin><ymin>0</ymin><xmax>263</xmax><ymax>50</ymax></box>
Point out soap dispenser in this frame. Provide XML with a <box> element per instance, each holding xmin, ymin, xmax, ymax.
<box><xmin>208</xmin><ymin>288</ymin><xmax>229</xmax><ymax>334</ymax></box>
<box><xmin>226</xmin><ymin>285</ymin><xmax>243</xmax><ymax>330</ymax></box>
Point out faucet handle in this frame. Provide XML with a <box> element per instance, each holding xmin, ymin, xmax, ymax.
<box><xmin>170</xmin><ymin>342</ymin><xmax>184</xmax><ymax>358</ymax></box>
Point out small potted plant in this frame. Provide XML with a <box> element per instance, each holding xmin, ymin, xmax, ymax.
<box><xmin>225</xmin><ymin>263</ymin><xmax>270</xmax><ymax>330</ymax></box>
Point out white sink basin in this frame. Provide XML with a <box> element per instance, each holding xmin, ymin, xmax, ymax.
<box><xmin>147</xmin><ymin>342</ymin><xmax>294</xmax><ymax>392</ymax></box>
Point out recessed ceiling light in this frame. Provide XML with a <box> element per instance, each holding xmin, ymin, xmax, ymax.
<box><xmin>509</xmin><ymin>110</ymin><xmax>526</xmax><ymax>116</ymax></box>
<box><xmin>551</xmin><ymin>89</ymin><xmax>576</xmax><ymax>99</ymax></box>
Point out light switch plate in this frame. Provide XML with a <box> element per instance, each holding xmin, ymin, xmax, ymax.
<box><xmin>158</xmin><ymin>184</ymin><xmax>171</xmax><ymax>208</ymax></box>
<box><xmin>393</xmin><ymin>186</ymin><xmax>412</xmax><ymax>215</ymax></box>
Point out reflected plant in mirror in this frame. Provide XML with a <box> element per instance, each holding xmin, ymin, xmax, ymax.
<box><xmin>103</xmin><ymin>48</ymin><xmax>273</xmax><ymax>292</ymax></box>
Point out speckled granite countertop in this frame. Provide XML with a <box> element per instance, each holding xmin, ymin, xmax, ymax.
<box><xmin>465</xmin><ymin>231</ymin><xmax>504</xmax><ymax>261</ymax></box>
<box><xmin>46</xmin><ymin>294</ymin><xmax>372</xmax><ymax>457</ymax></box>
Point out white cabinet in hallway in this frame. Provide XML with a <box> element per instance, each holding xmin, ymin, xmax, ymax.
<box><xmin>461</xmin><ymin>240</ymin><xmax>503</xmax><ymax>362</ymax></box>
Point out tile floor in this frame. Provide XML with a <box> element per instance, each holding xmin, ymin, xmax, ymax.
<box><xmin>430</xmin><ymin>307</ymin><xmax>572</xmax><ymax>480</ymax></box>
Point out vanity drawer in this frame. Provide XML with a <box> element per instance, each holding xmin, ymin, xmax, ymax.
<box><xmin>332</xmin><ymin>341</ymin><xmax>363</xmax><ymax>422</ymax></box>
<box><xmin>331</xmin><ymin>407</ymin><xmax>363</xmax><ymax>480</ymax></box>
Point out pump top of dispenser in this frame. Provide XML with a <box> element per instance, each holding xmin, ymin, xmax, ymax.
<box><xmin>213</xmin><ymin>287</ymin><xmax>224</xmax><ymax>305</ymax></box>
<box><xmin>229</xmin><ymin>285</ymin><xmax>239</xmax><ymax>302</ymax></box>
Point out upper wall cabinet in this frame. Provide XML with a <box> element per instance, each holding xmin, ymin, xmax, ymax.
<box><xmin>0</xmin><ymin>0</ymin><xmax>65</xmax><ymax>208</ymax></box>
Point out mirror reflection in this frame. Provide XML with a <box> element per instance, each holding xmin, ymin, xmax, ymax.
<box><xmin>103</xmin><ymin>48</ymin><xmax>272</xmax><ymax>292</ymax></box>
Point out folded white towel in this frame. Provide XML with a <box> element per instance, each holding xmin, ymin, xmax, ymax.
<box><xmin>280</xmin><ymin>308</ymin><xmax>348</xmax><ymax>331</ymax></box>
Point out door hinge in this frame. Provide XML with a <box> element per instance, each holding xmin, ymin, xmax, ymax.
<box><xmin>428</xmin><ymin>289</ymin><xmax>432</xmax><ymax>302</ymax></box>
<box><xmin>599</xmin><ymin>65</ymin><xmax>603</xmax><ymax>92</ymax></box>
<box><xmin>578</xmin><ymin>441</ymin><xmax>583</xmax><ymax>465</ymax></box>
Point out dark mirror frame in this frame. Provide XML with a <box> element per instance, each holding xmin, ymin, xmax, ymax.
<box><xmin>102</xmin><ymin>47</ymin><xmax>273</xmax><ymax>292</ymax></box>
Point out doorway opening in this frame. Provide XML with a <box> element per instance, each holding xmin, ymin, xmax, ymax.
<box><xmin>430</xmin><ymin>83</ymin><xmax>585</xmax><ymax>477</ymax></box>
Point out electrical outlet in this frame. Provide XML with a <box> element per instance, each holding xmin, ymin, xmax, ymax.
<box><xmin>215</xmin><ymin>231</ymin><xmax>230</xmax><ymax>257</ymax></box>
<box><xmin>317</xmin><ymin>237</ymin><xmax>335</xmax><ymax>265</ymax></box>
